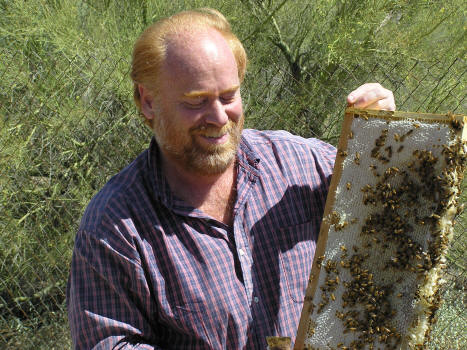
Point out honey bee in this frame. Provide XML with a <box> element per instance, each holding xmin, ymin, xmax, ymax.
<box><xmin>354</xmin><ymin>152</ymin><xmax>361</xmax><ymax>165</ymax></box>
<box><xmin>449</xmin><ymin>113</ymin><xmax>463</xmax><ymax>131</ymax></box>
<box><xmin>335</xmin><ymin>221</ymin><xmax>349</xmax><ymax>231</ymax></box>
<box><xmin>316</xmin><ymin>255</ymin><xmax>325</xmax><ymax>268</ymax></box>
<box><xmin>385</xmin><ymin>146</ymin><xmax>393</xmax><ymax>158</ymax></box>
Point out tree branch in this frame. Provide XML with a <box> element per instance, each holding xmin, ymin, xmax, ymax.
<box><xmin>242</xmin><ymin>0</ymin><xmax>290</xmax><ymax>42</ymax></box>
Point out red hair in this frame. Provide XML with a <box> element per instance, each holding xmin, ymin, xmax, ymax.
<box><xmin>130</xmin><ymin>8</ymin><xmax>247</xmax><ymax>126</ymax></box>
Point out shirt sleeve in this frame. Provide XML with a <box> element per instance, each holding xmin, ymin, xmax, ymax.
<box><xmin>305</xmin><ymin>137</ymin><xmax>337</xmax><ymax>212</ymax></box>
<box><xmin>67</xmin><ymin>227</ymin><xmax>163</xmax><ymax>350</ymax></box>
<box><xmin>307</xmin><ymin>137</ymin><xmax>336</xmax><ymax>180</ymax></box>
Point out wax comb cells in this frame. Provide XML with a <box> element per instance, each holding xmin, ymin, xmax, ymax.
<box><xmin>295</xmin><ymin>109</ymin><xmax>466</xmax><ymax>350</ymax></box>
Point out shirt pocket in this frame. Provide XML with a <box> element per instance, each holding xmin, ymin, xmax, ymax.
<box><xmin>278</xmin><ymin>221</ymin><xmax>317</xmax><ymax>303</ymax></box>
<box><xmin>173</xmin><ymin>302</ymin><xmax>211</xmax><ymax>346</ymax></box>
<box><xmin>174</xmin><ymin>301</ymin><xmax>226</xmax><ymax>349</ymax></box>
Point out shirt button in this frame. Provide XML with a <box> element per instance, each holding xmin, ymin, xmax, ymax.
<box><xmin>254</xmin><ymin>297</ymin><xmax>259</xmax><ymax>303</ymax></box>
<box><xmin>239</xmin><ymin>248</ymin><xmax>245</xmax><ymax>256</ymax></box>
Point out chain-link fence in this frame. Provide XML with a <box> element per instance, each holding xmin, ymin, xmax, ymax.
<box><xmin>1</xmin><ymin>32</ymin><xmax>466</xmax><ymax>350</ymax></box>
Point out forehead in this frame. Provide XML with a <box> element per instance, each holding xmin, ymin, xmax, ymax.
<box><xmin>160</xmin><ymin>29</ymin><xmax>239</xmax><ymax>90</ymax></box>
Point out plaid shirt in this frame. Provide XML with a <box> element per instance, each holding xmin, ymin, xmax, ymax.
<box><xmin>67</xmin><ymin>129</ymin><xmax>335</xmax><ymax>349</ymax></box>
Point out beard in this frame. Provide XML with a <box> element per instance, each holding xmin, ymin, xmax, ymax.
<box><xmin>152</xmin><ymin>112</ymin><xmax>244</xmax><ymax>176</ymax></box>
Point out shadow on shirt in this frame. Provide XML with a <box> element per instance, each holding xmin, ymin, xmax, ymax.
<box><xmin>249</xmin><ymin>183</ymin><xmax>324</xmax><ymax>342</ymax></box>
<box><xmin>112</xmin><ymin>334</ymin><xmax>153</xmax><ymax>349</ymax></box>
<box><xmin>112</xmin><ymin>182</ymin><xmax>326</xmax><ymax>349</ymax></box>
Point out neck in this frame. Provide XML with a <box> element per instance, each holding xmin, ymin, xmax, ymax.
<box><xmin>161</xmin><ymin>153</ymin><xmax>237</xmax><ymax>224</ymax></box>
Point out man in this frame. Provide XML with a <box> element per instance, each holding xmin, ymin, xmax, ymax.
<box><xmin>67</xmin><ymin>8</ymin><xmax>395</xmax><ymax>350</ymax></box>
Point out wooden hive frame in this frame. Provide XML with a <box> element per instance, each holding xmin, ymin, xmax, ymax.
<box><xmin>294</xmin><ymin>108</ymin><xmax>466</xmax><ymax>350</ymax></box>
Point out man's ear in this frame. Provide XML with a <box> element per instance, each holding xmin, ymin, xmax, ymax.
<box><xmin>138</xmin><ymin>84</ymin><xmax>156</xmax><ymax>121</ymax></box>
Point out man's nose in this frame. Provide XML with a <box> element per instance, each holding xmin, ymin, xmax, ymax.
<box><xmin>205</xmin><ymin>99</ymin><xmax>229</xmax><ymax>127</ymax></box>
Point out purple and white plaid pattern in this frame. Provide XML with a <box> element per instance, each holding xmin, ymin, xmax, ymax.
<box><xmin>67</xmin><ymin>129</ymin><xmax>336</xmax><ymax>349</ymax></box>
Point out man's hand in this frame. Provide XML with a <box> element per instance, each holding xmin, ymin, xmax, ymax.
<box><xmin>266</xmin><ymin>336</ymin><xmax>291</xmax><ymax>350</ymax></box>
<box><xmin>347</xmin><ymin>83</ymin><xmax>396</xmax><ymax>111</ymax></box>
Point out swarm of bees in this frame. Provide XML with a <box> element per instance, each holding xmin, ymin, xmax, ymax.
<box><xmin>296</xmin><ymin>109</ymin><xmax>466</xmax><ymax>350</ymax></box>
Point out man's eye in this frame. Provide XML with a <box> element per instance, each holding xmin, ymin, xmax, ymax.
<box><xmin>184</xmin><ymin>99</ymin><xmax>205</xmax><ymax>108</ymax></box>
<box><xmin>220</xmin><ymin>94</ymin><xmax>236</xmax><ymax>104</ymax></box>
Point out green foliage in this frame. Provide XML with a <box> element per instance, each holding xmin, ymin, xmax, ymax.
<box><xmin>240</xmin><ymin>0</ymin><xmax>466</xmax><ymax>139</ymax></box>
<box><xmin>0</xmin><ymin>0</ymin><xmax>465</xmax><ymax>348</ymax></box>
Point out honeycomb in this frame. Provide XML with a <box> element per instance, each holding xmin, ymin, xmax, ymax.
<box><xmin>294</xmin><ymin>108</ymin><xmax>466</xmax><ymax>350</ymax></box>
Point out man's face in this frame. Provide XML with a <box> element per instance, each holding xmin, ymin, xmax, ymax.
<box><xmin>151</xmin><ymin>30</ymin><xmax>244</xmax><ymax>176</ymax></box>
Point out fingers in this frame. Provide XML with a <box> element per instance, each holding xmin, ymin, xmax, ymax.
<box><xmin>347</xmin><ymin>83</ymin><xmax>396</xmax><ymax>111</ymax></box>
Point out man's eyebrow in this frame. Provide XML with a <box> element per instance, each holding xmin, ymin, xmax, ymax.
<box><xmin>183</xmin><ymin>85</ymin><xmax>240</xmax><ymax>98</ymax></box>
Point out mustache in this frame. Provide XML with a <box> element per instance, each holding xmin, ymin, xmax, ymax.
<box><xmin>190</xmin><ymin>121</ymin><xmax>238</xmax><ymax>137</ymax></box>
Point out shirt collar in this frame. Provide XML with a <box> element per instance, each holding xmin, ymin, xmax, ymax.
<box><xmin>147</xmin><ymin>137</ymin><xmax>175</xmax><ymax>210</ymax></box>
<box><xmin>146</xmin><ymin>132</ymin><xmax>261</xmax><ymax>210</ymax></box>
<box><xmin>237</xmin><ymin>133</ymin><xmax>261</xmax><ymax>179</ymax></box>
